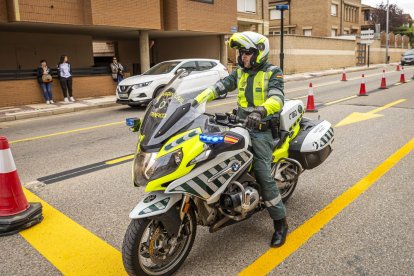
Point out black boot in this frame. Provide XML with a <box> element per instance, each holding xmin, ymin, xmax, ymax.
<box><xmin>270</xmin><ymin>218</ymin><xmax>288</xmax><ymax>248</ymax></box>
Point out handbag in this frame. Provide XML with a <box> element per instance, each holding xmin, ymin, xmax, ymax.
<box><xmin>42</xmin><ymin>74</ymin><xmax>53</xmax><ymax>83</ymax></box>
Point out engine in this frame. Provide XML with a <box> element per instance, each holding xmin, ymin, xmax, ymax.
<box><xmin>219</xmin><ymin>182</ymin><xmax>259</xmax><ymax>215</ymax></box>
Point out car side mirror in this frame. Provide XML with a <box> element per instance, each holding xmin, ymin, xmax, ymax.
<box><xmin>176</xmin><ymin>68</ymin><xmax>189</xmax><ymax>78</ymax></box>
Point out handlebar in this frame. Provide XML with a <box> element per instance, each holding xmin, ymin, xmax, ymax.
<box><xmin>211</xmin><ymin>112</ymin><xmax>247</xmax><ymax>128</ymax></box>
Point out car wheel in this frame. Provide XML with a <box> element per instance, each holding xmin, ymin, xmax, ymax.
<box><xmin>401</xmin><ymin>62</ymin><xmax>405</xmax><ymax>66</ymax></box>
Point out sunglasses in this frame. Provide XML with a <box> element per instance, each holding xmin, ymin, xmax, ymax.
<box><xmin>240</xmin><ymin>50</ymin><xmax>254</xmax><ymax>56</ymax></box>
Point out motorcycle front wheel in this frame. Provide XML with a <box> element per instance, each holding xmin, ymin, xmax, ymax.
<box><xmin>122</xmin><ymin>208</ymin><xmax>197</xmax><ymax>276</ymax></box>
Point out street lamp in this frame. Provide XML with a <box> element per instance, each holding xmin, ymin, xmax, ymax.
<box><xmin>385</xmin><ymin>0</ymin><xmax>389</xmax><ymax>64</ymax></box>
<box><xmin>276</xmin><ymin>4</ymin><xmax>289</xmax><ymax>72</ymax></box>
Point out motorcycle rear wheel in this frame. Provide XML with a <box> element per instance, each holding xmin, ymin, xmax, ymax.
<box><xmin>272</xmin><ymin>161</ymin><xmax>300</xmax><ymax>203</ymax></box>
<box><xmin>122</xmin><ymin>208</ymin><xmax>197</xmax><ymax>276</ymax></box>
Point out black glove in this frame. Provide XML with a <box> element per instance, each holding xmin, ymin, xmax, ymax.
<box><xmin>246</xmin><ymin>112</ymin><xmax>262</xmax><ymax>129</ymax></box>
<box><xmin>246</xmin><ymin>106</ymin><xmax>267</xmax><ymax>129</ymax></box>
<box><xmin>227</xmin><ymin>113</ymin><xmax>237</xmax><ymax>123</ymax></box>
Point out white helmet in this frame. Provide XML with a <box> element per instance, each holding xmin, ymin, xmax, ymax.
<box><xmin>228</xmin><ymin>31</ymin><xmax>270</xmax><ymax>68</ymax></box>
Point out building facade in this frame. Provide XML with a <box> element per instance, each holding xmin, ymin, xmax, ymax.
<box><xmin>0</xmin><ymin>0</ymin><xmax>237</xmax><ymax>73</ymax></box>
<box><xmin>268</xmin><ymin>0</ymin><xmax>362</xmax><ymax>37</ymax></box>
<box><xmin>0</xmin><ymin>0</ymin><xmax>238</xmax><ymax>106</ymax></box>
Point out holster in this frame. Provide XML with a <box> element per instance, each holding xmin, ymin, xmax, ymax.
<box><xmin>264</xmin><ymin>113</ymin><xmax>280</xmax><ymax>139</ymax></box>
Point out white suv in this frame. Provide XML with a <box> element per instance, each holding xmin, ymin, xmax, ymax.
<box><xmin>116</xmin><ymin>59</ymin><xmax>229</xmax><ymax>107</ymax></box>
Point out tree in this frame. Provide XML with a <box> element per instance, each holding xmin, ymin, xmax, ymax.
<box><xmin>372</xmin><ymin>2</ymin><xmax>408</xmax><ymax>32</ymax></box>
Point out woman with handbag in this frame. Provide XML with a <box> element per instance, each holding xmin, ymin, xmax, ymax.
<box><xmin>110</xmin><ymin>56</ymin><xmax>124</xmax><ymax>83</ymax></box>
<box><xmin>37</xmin><ymin>60</ymin><xmax>54</xmax><ymax>104</ymax></box>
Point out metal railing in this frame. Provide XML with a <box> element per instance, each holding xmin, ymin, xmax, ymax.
<box><xmin>0</xmin><ymin>66</ymin><xmax>111</xmax><ymax>81</ymax></box>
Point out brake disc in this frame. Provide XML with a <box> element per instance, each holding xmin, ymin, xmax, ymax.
<box><xmin>148</xmin><ymin>226</ymin><xmax>170</xmax><ymax>265</ymax></box>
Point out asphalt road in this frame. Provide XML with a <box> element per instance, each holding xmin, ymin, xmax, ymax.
<box><xmin>1</xmin><ymin>65</ymin><xmax>414</xmax><ymax>275</ymax></box>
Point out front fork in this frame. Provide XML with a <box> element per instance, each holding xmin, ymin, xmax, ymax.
<box><xmin>179</xmin><ymin>194</ymin><xmax>191</xmax><ymax>221</ymax></box>
<box><xmin>176</xmin><ymin>195</ymin><xmax>192</xmax><ymax>238</ymax></box>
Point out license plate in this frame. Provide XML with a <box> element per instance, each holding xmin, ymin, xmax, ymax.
<box><xmin>119</xmin><ymin>93</ymin><xmax>128</xmax><ymax>99</ymax></box>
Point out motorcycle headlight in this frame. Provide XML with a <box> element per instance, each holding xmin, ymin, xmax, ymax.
<box><xmin>132</xmin><ymin>81</ymin><xmax>152</xmax><ymax>89</ymax></box>
<box><xmin>133</xmin><ymin>149</ymin><xmax>182</xmax><ymax>186</ymax></box>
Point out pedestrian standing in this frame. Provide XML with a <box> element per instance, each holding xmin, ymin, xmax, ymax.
<box><xmin>37</xmin><ymin>60</ymin><xmax>54</xmax><ymax>104</ymax></box>
<box><xmin>110</xmin><ymin>56</ymin><xmax>124</xmax><ymax>83</ymax></box>
<box><xmin>58</xmin><ymin>55</ymin><xmax>75</xmax><ymax>102</ymax></box>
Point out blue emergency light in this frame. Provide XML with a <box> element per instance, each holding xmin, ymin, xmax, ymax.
<box><xmin>200</xmin><ymin>134</ymin><xmax>224</xmax><ymax>144</ymax></box>
<box><xmin>126</xmin><ymin>117</ymin><xmax>141</xmax><ymax>132</ymax></box>
<box><xmin>126</xmin><ymin>118</ymin><xmax>136</xmax><ymax>127</ymax></box>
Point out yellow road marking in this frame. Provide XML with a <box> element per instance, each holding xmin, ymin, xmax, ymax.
<box><xmin>239</xmin><ymin>136</ymin><xmax>414</xmax><ymax>276</ymax></box>
<box><xmin>106</xmin><ymin>154</ymin><xmax>134</xmax><ymax>164</ymax></box>
<box><xmin>9</xmin><ymin>68</ymin><xmax>410</xmax><ymax>145</ymax></box>
<box><xmin>21</xmin><ymin>188</ymin><xmax>125</xmax><ymax>275</ymax></box>
<box><xmin>367</xmin><ymin>99</ymin><xmax>406</xmax><ymax>114</ymax></box>
<box><xmin>324</xmin><ymin>95</ymin><xmax>358</xmax><ymax>106</ymax></box>
<box><xmin>208</xmin><ymin>100</ymin><xmax>237</xmax><ymax>108</ymax></box>
<box><xmin>9</xmin><ymin>122</ymin><xmax>123</xmax><ymax>144</ymax></box>
<box><xmin>335</xmin><ymin>99</ymin><xmax>406</xmax><ymax>127</ymax></box>
<box><xmin>9</xmin><ymin>100</ymin><xmax>238</xmax><ymax>145</ymax></box>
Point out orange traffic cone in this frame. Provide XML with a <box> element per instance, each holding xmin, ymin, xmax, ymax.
<box><xmin>341</xmin><ymin>68</ymin><xmax>347</xmax><ymax>81</ymax></box>
<box><xmin>379</xmin><ymin>69</ymin><xmax>387</xmax><ymax>89</ymax></box>
<box><xmin>358</xmin><ymin>74</ymin><xmax>368</xmax><ymax>96</ymax></box>
<box><xmin>396</xmin><ymin>64</ymin><xmax>400</xmax><ymax>71</ymax></box>
<box><xmin>0</xmin><ymin>136</ymin><xmax>43</xmax><ymax>236</ymax></box>
<box><xmin>305</xmin><ymin>83</ymin><xmax>318</xmax><ymax>112</ymax></box>
<box><xmin>399</xmin><ymin>66</ymin><xmax>406</xmax><ymax>83</ymax></box>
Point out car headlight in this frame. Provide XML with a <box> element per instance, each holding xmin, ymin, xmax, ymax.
<box><xmin>132</xmin><ymin>81</ymin><xmax>152</xmax><ymax>89</ymax></box>
<box><xmin>133</xmin><ymin>149</ymin><xmax>182</xmax><ymax>186</ymax></box>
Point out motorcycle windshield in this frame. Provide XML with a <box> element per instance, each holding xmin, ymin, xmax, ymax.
<box><xmin>140</xmin><ymin>73</ymin><xmax>206</xmax><ymax>148</ymax></box>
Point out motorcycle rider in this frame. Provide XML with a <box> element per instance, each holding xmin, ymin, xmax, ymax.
<box><xmin>194</xmin><ymin>31</ymin><xmax>288</xmax><ymax>247</ymax></box>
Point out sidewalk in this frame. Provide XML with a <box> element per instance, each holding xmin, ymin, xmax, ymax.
<box><xmin>0</xmin><ymin>96</ymin><xmax>118</xmax><ymax>122</ymax></box>
<box><xmin>0</xmin><ymin>63</ymin><xmax>399</xmax><ymax>122</ymax></box>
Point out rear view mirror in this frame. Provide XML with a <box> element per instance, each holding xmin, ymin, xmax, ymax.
<box><xmin>176</xmin><ymin>69</ymin><xmax>189</xmax><ymax>78</ymax></box>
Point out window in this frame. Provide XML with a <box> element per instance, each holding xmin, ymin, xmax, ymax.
<box><xmin>270</xmin><ymin>9</ymin><xmax>281</xmax><ymax>20</ymax></box>
<box><xmin>331</xmin><ymin>4</ymin><xmax>337</xmax><ymax>16</ymax></box>
<box><xmin>364</xmin><ymin>11</ymin><xmax>371</xmax><ymax>21</ymax></box>
<box><xmin>237</xmin><ymin>0</ymin><xmax>256</xmax><ymax>13</ymax></box>
<box><xmin>331</xmin><ymin>29</ymin><xmax>337</xmax><ymax>37</ymax></box>
<box><xmin>197</xmin><ymin>61</ymin><xmax>214</xmax><ymax>71</ymax></box>
<box><xmin>143</xmin><ymin>61</ymin><xmax>180</xmax><ymax>75</ymax></box>
<box><xmin>343</xmin><ymin>30</ymin><xmax>349</xmax><ymax>35</ymax></box>
<box><xmin>179</xmin><ymin>61</ymin><xmax>197</xmax><ymax>72</ymax></box>
<box><xmin>303</xmin><ymin>29</ymin><xmax>312</xmax><ymax>36</ymax></box>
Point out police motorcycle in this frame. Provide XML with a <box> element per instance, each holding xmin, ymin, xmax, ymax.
<box><xmin>122</xmin><ymin>69</ymin><xmax>334</xmax><ymax>276</ymax></box>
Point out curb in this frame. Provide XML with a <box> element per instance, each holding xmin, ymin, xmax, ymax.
<box><xmin>0</xmin><ymin>102</ymin><xmax>119</xmax><ymax>122</ymax></box>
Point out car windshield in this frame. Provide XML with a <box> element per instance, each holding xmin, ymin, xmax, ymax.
<box><xmin>143</xmin><ymin>61</ymin><xmax>180</xmax><ymax>75</ymax></box>
<box><xmin>404</xmin><ymin>50</ymin><xmax>414</xmax><ymax>56</ymax></box>
<box><xmin>140</xmin><ymin>70</ymin><xmax>206</xmax><ymax>148</ymax></box>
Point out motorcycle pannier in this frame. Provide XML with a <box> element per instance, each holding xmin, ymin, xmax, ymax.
<box><xmin>288</xmin><ymin>119</ymin><xmax>333</xmax><ymax>170</ymax></box>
